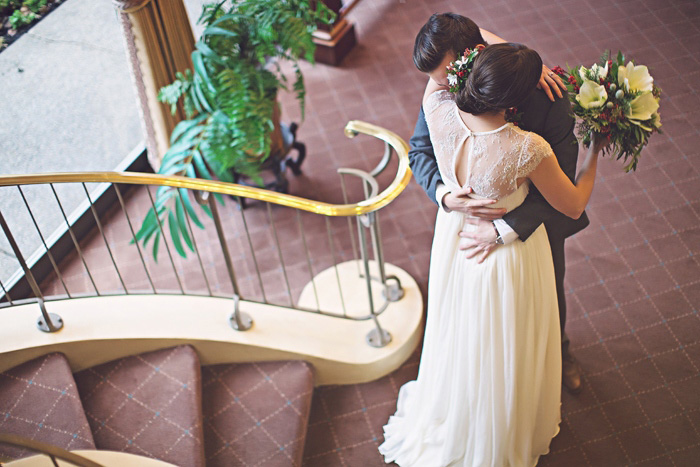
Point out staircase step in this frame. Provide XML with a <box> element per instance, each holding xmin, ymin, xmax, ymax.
<box><xmin>202</xmin><ymin>360</ymin><xmax>315</xmax><ymax>467</ymax></box>
<box><xmin>73</xmin><ymin>345</ymin><xmax>205</xmax><ymax>467</ymax></box>
<box><xmin>0</xmin><ymin>353</ymin><xmax>95</xmax><ymax>460</ymax></box>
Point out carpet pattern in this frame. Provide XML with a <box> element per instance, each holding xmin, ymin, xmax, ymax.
<box><xmin>31</xmin><ymin>0</ymin><xmax>700</xmax><ymax>465</ymax></box>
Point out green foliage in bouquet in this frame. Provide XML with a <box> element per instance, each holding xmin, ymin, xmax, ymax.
<box><xmin>553</xmin><ymin>51</ymin><xmax>662</xmax><ymax>172</ymax></box>
<box><xmin>134</xmin><ymin>0</ymin><xmax>334</xmax><ymax>260</ymax></box>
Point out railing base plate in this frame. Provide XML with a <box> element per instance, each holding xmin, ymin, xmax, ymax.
<box><xmin>383</xmin><ymin>278</ymin><xmax>405</xmax><ymax>302</ymax></box>
<box><xmin>366</xmin><ymin>328</ymin><xmax>391</xmax><ymax>348</ymax></box>
<box><xmin>229</xmin><ymin>312</ymin><xmax>253</xmax><ymax>331</ymax></box>
<box><xmin>37</xmin><ymin>313</ymin><xmax>63</xmax><ymax>333</ymax></box>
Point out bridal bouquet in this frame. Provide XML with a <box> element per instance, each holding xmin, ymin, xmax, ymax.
<box><xmin>552</xmin><ymin>51</ymin><xmax>661</xmax><ymax>172</ymax></box>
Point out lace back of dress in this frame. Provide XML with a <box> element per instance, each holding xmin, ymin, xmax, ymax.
<box><xmin>424</xmin><ymin>90</ymin><xmax>553</xmax><ymax>201</ymax></box>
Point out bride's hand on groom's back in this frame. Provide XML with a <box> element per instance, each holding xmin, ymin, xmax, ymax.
<box><xmin>443</xmin><ymin>186</ymin><xmax>506</xmax><ymax>220</ymax></box>
<box><xmin>538</xmin><ymin>65</ymin><xmax>568</xmax><ymax>102</ymax></box>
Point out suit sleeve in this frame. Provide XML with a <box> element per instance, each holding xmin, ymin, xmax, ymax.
<box><xmin>502</xmin><ymin>96</ymin><xmax>580</xmax><ymax>241</ymax></box>
<box><xmin>408</xmin><ymin>106</ymin><xmax>443</xmax><ymax>206</ymax></box>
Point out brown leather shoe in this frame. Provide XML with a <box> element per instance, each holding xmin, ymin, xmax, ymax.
<box><xmin>562</xmin><ymin>355</ymin><xmax>583</xmax><ymax>394</ymax></box>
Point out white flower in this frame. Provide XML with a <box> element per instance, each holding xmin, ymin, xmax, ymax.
<box><xmin>448</xmin><ymin>74</ymin><xmax>458</xmax><ymax>86</ymax></box>
<box><xmin>590</xmin><ymin>62</ymin><xmax>609</xmax><ymax>81</ymax></box>
<box><xmin>626</xmin><ymin>92</ymin><xmax>659</xmax><ymax>121</ymax></box>
<box><xmin>617</xmin><ymin>62</ymin><xmax>653</xmax><ymax>93</ymax></box>
<box><xmin>576</xmin><ymin>80</ymin><xmax>608</xmax><ymax>109</ymax></box>
<box><xmin>578</xmin><ymin>66</ymin><xmax>589</xmax><ymax>81</ymax></box>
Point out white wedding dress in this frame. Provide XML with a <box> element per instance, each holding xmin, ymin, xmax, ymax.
<box><xmin>379</xmin><ymin>91</ymin><xmax>562</xmax><ymax>467</ymax></box>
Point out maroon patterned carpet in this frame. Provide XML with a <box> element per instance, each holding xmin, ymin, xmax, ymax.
<box><xmin>35</xmin><ymin>0</ymin><xmax>700</xmax><ymax>465</ymax></box>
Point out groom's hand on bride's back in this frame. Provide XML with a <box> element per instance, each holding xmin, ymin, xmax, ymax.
<box><xmin>443</xmin><ymin>186</ymin><xmax>506</xmax><ymax>220</ymax></box>
<box><xmin>459</xmin><ymin>218</ymin><xmax>499</xmax><ymax>264</ymax></box>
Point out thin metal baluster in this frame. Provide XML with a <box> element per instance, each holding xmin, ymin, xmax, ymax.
<box><xmin>0</xmin><ymin>278</ymin><xmax>14</xmax><ymax>305</ymax></box>
<box><xmin>372</xmin><ymin>212</ymin><xmax>386</xmax><ymax>279</ymax></box>
<box><xmin>369</xmin><ymin>212</ymin><xmax>387</xmax><ymax>286</ymax></box>
<box><xmin>82</xmin><ymin>183</ymin><xmax>128</xmax><ymax>293</ymax></box>
<box><xmin>49</xmin><ymin>454</ymin><xmax>59</xmax><ymax>467</ymax></box>
<box><xmin>361</xmin><ymin>178</ymin><xmax>375</xmax><ymax>281</ymax></box>
<box><xmin>358</xmin><ymin>216</ymin><xmax>391</xmax><ymax>348</ymax></box>
<box><xmin>145</xmin><ymin>186</ymin><xmax>185</xmax><ymax>293</ymax></box>
<box><xmin>113</xmin><ymin>184</ymin><xmax>156</xmax><ymax>293</ymax></box>
<box><xmin>238</xmin><ymin>199</ymin><xmax>267</xmax><ymax>303</ymax></box>
<box><xmin>325</xmin><ymin>217</ymin><xmax>348</xmax><ymax>317</ymax></box>
<box><xmin>266</xmin><ymin>203</ymin><xmax>294</xmax><ymax>307</ymax></box>
<box><xmin>207</xmin><ymin>194</ymin><xmax>252</xmax><ymax>331</ymax></box>
<box><xmin>0</xmin><ymin>210</ymin><xmax>63</xmax><ymax>332</ymax></box>
<box><xmin>339</xmin><ymin>173</ymin><xmax>360</xmax><ymax>273</ymax></box>
<box><xmin>177</xmin><ymin>189</ymin><xmax>212</xmax><ymax>296</ymax></box>
<box><xmin>370</xmin><ymin>208</ymin><xmax>401</xmax><ymax>302</ymax></box>
<box><xmin>296</xmin><ymin>211</ymin><xmax>320</xmax><ymax>311</ymax></box>
<box><xmin>356</xmin><ymin>215</ymin><xmax>368</xmax><ymax>278</ymax></box>
<box><xmin>50</xmin><ymin>184</ymin><xmax>99</xmax><ymax>295</ymax></box>
<box><xmin>18</xmin><ymin>187</ymin><xmax>71</xmax><ymax>298</ymax></box>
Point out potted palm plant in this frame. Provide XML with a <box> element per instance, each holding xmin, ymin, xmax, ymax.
<box><xmin>135</xmin><ymin>0</ymin><xmax>333</xmax><ymax>259</ymax></box>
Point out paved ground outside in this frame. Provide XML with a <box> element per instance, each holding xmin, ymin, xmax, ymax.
<box><xmin>0</xmin><ymin>0</ymin><xmax>208</xmax><ymax>285</ymax></box>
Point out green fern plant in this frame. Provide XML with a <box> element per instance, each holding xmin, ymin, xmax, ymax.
<box><xmin>134</xmin><ymin>0</ymin><xmax>334</xmax><ymax>260</ymax></box>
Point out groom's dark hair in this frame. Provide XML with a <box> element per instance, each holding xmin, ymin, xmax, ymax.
<box><xmin>413</xmin><ymin>13</ymin><xmax>486</xmax><ymax>73</ymax></box>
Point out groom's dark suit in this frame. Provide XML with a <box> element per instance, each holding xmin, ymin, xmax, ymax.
<box><xmin>409</xmin><ymin>90</ymin><xmax>589</xmax><ymax>355</ymax></box>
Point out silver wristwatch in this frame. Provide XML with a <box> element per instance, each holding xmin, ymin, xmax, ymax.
<box><xmin>491</xmin><ymin>221</ymin><xmax>504</xmax><ymax>245</ymax></box>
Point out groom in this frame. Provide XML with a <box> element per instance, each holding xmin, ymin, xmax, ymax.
<box><xmin>410</xmin><ymin>13</ymin><xmax>589</xmax><ymax>393</ymax></box>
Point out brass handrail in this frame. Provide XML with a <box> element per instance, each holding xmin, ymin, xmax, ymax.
<box><xmin>0</xmin><ymin>121</ymin><xmax>411</xmax><ymax>217</ymax></box>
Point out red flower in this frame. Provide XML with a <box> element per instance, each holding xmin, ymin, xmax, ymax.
<box><xmin>568</xmin><ymin>75</ymin><xmax>577</xmax><ymax>84</ymax></box>
<box><xmin>551</xmin><ymin>66</ymin><xmax>565</xmax><ymax>76</ymax></box>
<box><xmin>457</xmin><ymin>71</ymin><xmax>466</xmax><ymax>78</ymax></box>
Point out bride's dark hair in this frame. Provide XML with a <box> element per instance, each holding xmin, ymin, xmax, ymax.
<box><xmin>456</xmin><ymin>43</ymin><xmax>542</xmax><ymax>115</ymax></box>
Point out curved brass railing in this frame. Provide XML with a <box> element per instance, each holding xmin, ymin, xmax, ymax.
<box><xmin>0</xmin><ymin>121</ymin><xmax>411</xmax><ymax>217</ymax></box>
<box><xmin>0</xmin><ymin>120</ymin><xmax>412</xmax><ymax>347</ymax></box>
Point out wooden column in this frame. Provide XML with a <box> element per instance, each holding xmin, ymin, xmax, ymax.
<box><xmin>112</xmin><ymin>0</ymin><xmax>195</xmax><ymax>170</ymax></box>
<box><xmin>313</xmin><ymin>0</ymin><xmax>358</xmax><ymax>66</ymax></box>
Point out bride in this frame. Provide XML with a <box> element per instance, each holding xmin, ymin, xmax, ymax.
<box><xmin>379</xmin><ymin>43</ymin><xmax>607</xmax><ymax>466</ymax></box>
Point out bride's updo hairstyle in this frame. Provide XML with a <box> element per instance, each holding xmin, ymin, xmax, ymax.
<box><xmin>457</xmin><ymin>43</ymin><xmax>542</xmax><ymax>115</ymax></box>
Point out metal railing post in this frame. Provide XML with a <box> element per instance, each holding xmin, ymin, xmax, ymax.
<box><xmin>207</xmin><ymin>195</ymin><xmax>252</xmax><ymax>331</ymax></box>
<box><xmin>0</xmin><ymin>210</ymin><xmax>63</xmax><ymax>332</ymax></box>
<box><xmin>357</xmin><ymin>212</ymin><xmax>391</xmax><ymax>348</ymax></box>
<box><xmin>367</xmin><ymin>210</ymin><xmax>404</xmax><ymax>302</ymax></box>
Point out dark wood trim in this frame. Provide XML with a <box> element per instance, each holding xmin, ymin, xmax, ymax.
<box><xmin>313</xmin><ymin>0</ymin><xmax>359</xmax><ymax>66</ymax></box>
